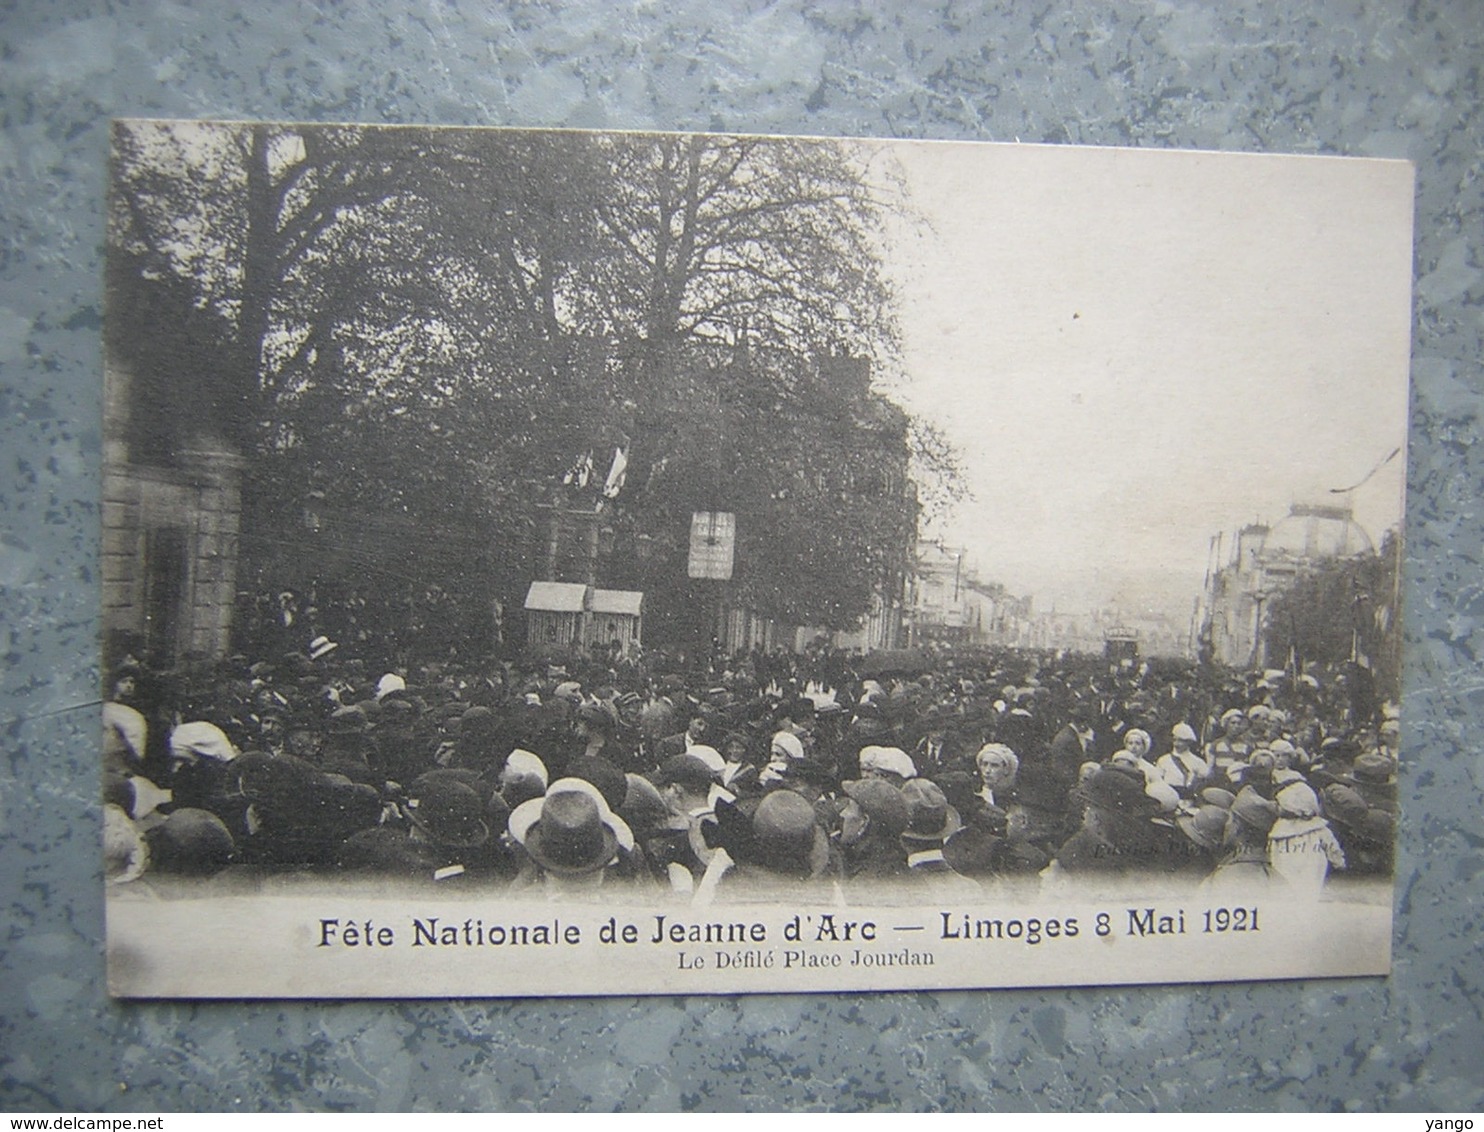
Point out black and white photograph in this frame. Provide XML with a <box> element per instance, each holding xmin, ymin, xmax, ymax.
<box><xmin>101</xmin><ymin>121</ymin><xmax>1413</xmax><ymax>998</ymax></box>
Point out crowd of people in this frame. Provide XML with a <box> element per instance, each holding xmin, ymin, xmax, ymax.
<box><xmin>102</xmin><ymin>627</ymin><xmax>1400</xmax><ymax>904</ymax></box>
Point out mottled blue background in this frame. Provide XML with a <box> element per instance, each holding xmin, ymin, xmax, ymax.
<box><xmin>2</xmin><ymin>0</ymin><xmax>1481</xmax><ymax>1113</ymax></box>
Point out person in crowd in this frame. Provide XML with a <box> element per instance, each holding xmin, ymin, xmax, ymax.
<box><xmin>836</xmin><ymin>778</ymin><xmax>911</xmax><ymax>880</ymax></box>
<box><xmin>1048</xmin><ymin>762</ymin><xmax>1183</xmax><ymax>878</ymax></box>
<box><xmin>648</xmin><ymin>753</ymin><xmax>721</xmax><ymax>892</ymax></box>
<box><xmin>1267</xmin><ymin>781</ymin><xmax>1345</xmax><ymax>895</ymax></box>
<box><xmin>971</xmin><ymin>743</ymin><xmax>1019</xmax><ymax>810</ymax></box>
<box><xmin>1109</xmin><ymin>728</ymin><xmax>1160</xmax><ymax>786</ymax></box>
<box><xmin>897</xmin><ymin>779</ymin><xmax>978</xmax><ymax>896</ymax></box>
<box><xmin>857</xmin><ymin>745</ymin><xmax>918</xmax><ymax>788</ymax></box>
<box><xmin>1208</xmin><ymin>709</ymin><xmax>1253</xmax><ymax>783</ymax></box>
<box><xmin>1156</xmin><ymin>723</ymin><xmax>1211</xmax><ymax>797</ymax></box>
<box><xmin>654</xmin><ymin>707</ymin><xmax>712</xmax><ymax>762</ymax></box>
<box><xmin>507</xmin><ymin>778</ymin><xmax>636</xmax><ymax>895</ymax></box>
<box><xmin>1205</xmin><ymin>787</ymin><xmax>1284</xmax><ymax>892</ymax></box>
<box><xmin>1321</xmin><ymin>783</ymin><xmax>1395</xmax><ymax>877</ymax></box>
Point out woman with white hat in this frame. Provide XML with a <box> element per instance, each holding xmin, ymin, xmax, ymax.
<box><xmin>1156</xmin><ymin>723</ymin><xmax>1213</xmax><ymax>797</ymax></box>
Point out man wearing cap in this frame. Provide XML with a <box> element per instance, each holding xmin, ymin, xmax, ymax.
<box><xmin>711</xmin><ymin>790</ymin><xmax>834</xmax><ymax>894</ymax></box>
<box><xmin>1205</xmin><ymin>787</ymin><xmax>1284</xmax><ymax>891</ymax></box>
<box><xmin>836</xmin><ymin>778</ymin><xmax>911</xmax><ymax>881</ymax></box>
<box><xmin>1208</xmin><ymin>709</ymin><xmax>1254</xmax><ymax>784</ymax></box>
<box><xmin>911</xmin><ymin>711</ymin><xmax>961</xmax><ymax>775</ymax></box>
<box><xmin>399</xmin><ymin>775</ymin><xmax>508</xmax><ymax>881</ymax></box>
<box><xmin>1351</xmin><ymin>751</ymin><xmax>1399</xmax><ymax>814</ymax></box>
<box><xmin>898</xmin><ymin>779</ymin><xmax>978</xmax><ymax>896</ymax></box>
<box><xmin>654</xmin><ymin>707</ymin><xmax>712</xmax><ymax>763</ymax></box>
<box><xmin>1049</xmin><ymin>763</ymin><xmax>1175</xmax><ymax>877</ymax></box>
<box><xmin>648</xmin><ymin>754</ymin><xmax>722</xmax><ymax>893</ymax></box>
<box><xmin>1321</xmin><ymin>783</ymin><xmax>1394</xmax><ymax>876</ymax></box>
<box><xmin>857</xmin><ymin>745</ymin><xmax>917</xmax><ymax>788</ymax></box>
<box><xmin>318</xmin><ymin>705</ymin><xmax>380</xmax><ymax>785</ymax></box>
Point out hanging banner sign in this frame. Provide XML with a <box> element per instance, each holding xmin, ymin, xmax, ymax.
<box><xmin>688</xmin><ymin>511</ymin><xmax>736</xmax><ymax>580</ymax></box>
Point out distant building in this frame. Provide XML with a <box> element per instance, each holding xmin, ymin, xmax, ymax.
<box><xmin>1200</xmin><ymin>503</ymin><xmax>1374</xmax><ymax>668</ymax></box>
<box><xmin>1024</xmin><ymin>607</ymin><xmax>1187</xmax><ymax>657</ymax></box>
<box><xmin>905</xmin><ymin>541</ymin><xmax>974</xmax><ymax>645</ymax></box>
<box><xmin>903</xmin><ymin>542</ymin><xmax>1033</xmax><ymax>648</ymax></box>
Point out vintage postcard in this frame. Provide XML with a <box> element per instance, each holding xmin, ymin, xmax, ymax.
<box><xmin>102</xmin><ymin>123</ymin><xmax>1412</xmax><ymax>998</ymax></box>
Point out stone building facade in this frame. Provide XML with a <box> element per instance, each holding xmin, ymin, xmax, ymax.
<box><xmin>102</xmin><ymin>358</ymin><xmax>244</xmax><ymax>668</ymax></box>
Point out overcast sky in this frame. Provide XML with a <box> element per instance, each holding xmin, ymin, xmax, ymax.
<box><xmin>875</xmin><ymin>141</ymin><xmax>1414</xmax><ymax>618</ymax></box>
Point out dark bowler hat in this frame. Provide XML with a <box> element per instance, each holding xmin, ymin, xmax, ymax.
<box><xmin>1320</xmin><ymin>784</ymin><xmax>1371</xmax><ymax>830</ymax></box>
<box><xmin>411</xmin><ymin>768</ymin><xmax>489</xmax><ymax>808</ymax></box>
<box><xmin>750</xmin><ymin>790</ymin><xmax>830</xmax><ymax>879</ymax></box>
<box><xmin>1176</xmin><ymin>804</ymin><xmax>1230</xmax><ymax>853</ymax></box>
<box><xmin>841</xmin><ymin>778</ymin><xmax>910</xmax><ymax>837</ymax></box>
<box><xmin>145</xmin><ymin>807</ymin><xmax>236</xmax><ymax>875</ymax></box>
<box><xmin>336</xmin><ymin>826</ymin><xmax>433</xmax><ymax>875</ymax></box>
<box><xmin>942</xmin><ymin>825</ymin><xmax>1003</xmax><ymax>876</ymax></box>
<box><xmin>566</xmin><ymin>756</ymin><xmax>628</xmax><ymax>811</ymax></box>
<box><xmin>327</xmin><ymin>705</ymin><xmax>369</xmax><ymax>734</ymax></box>
<box><xmin>407</xmin><ymin>779</ymin><xmax>490</xmax><ymax>848</ymax></box>
<box><xmin>900</xmin><ymin>779</ymin><xmax>962</xmax><ymax>843</ymax></box>
<box><xmin>779</xmin><ymin>756</ymin><xmax>835</xmax><ymax>790</ymax></box>
<box><xmin>654</xmin><ymin>754</ymin><xmax>715</xmax><ymax>796</ymax></box>
<box><xmin>1229</xmin><ymin>787</ymin><xmax>1280</xmax><ymax>836</ymax></box>
<box><xmin>459</xmin><ymin>705</ymin><xmax>497</xmax><ymax>736</ymax></box>
<box><xmin>933</xmin><ymin>771</ymin><xmax>979</xmax><ymax>814</ymax></box>
<box><xmin>235</xmin><ymin>752</ymin><xmax>319</xmax><ymax>804</ymax></box>
<box><xmin>1075</xmin><ymin>763</ymin><xmax>1162</xmax><ymax>818</ymax></box>
<box><xmin>618</xmin><ymin>772</ymin><xmax>669</xmax><ymax>832</ymax></box>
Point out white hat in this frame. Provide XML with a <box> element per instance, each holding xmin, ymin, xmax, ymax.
<box><xmin>169</xmin><ymin>721</ymin><xmax>240</xmax><ymax>763</ymax></box>
<box><xmin>974</xmin><ymin>743</ymin><xmax>1019</xmax><ymax>774</ymax></box>
<box><xmin>859</xmin><ymin>745</ymin><xmax>917</xmax><ymax>781</ymax></box>
<box><xmin>770</xmin><ymin>731</ymin><xmax>805</xmax><ymax>761</ymax></box>
<box><xmin>308</xmin><ymin>635</ymin><xmax>338</xmax><ymax>660</ymax></box>
<box><xmin>504</xmin><ymin>749</ymin><xmax>549</xmax><ymax>789</ymax></box>
<box><xmin>1275</xmin><ymin>781</ymin><xmax>1321</xmax><ymax>819</ymax></box>
<box><xmin>686</xmin><ymin>744</ymin><xmax>725</xmax><ymax>775</ymax></box>
<box><xmin>1144</xmin><ymin>780</ymin><xmax>1181</xmax><ymax>813</ymax></box>
<box><xmin>1171</xmin><ymin>723</ymin><xmax>1198</xmax><ymax>743</ymax></box>
<box><xmin>375</xmin><ymin>673</ymin><xmax>406</xmax><ymax>700</ymax></box>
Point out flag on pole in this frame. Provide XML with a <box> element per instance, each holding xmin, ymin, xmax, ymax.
<box><xmin>602</xmin><ymin>446</ymin><xmax>628</xmax><ymax>499</ymax></box>
<box><xmin>562</xmin><ymin>450</ymin><xmax>594</xmax><ymax>489</ymax></box>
